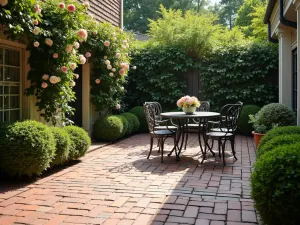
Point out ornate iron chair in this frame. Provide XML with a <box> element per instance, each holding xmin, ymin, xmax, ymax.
<box><xmin>144</xmin><ymin>103</ymin><xmax>177</xmax><ymax>163</ymax></box>
<box><xmin>184</xmin><ymin>101</ymin><xmax>210</xmax><ymax>150</ymax></box>
<box><xmin>203</xmin><ymin>103</ymin><xmax>243</xmax><ymax>165</ymax></box>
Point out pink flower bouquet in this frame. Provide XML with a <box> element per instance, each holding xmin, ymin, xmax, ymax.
<box><xmin>177</xmin><ymin>96</ymin><xmax>200</xmax><ymax>108</ymax></box>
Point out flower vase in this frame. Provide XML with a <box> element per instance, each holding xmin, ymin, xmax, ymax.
<box><xmin>183</xmin><ymin>107</ymin><xmax>196</xmax><ymax>114</ymax></box>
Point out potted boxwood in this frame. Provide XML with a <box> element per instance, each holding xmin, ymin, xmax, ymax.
<box><xmin>249</xmin><ymin>113</ymin><xmax>267</xmax><ymax>147</ymax></box>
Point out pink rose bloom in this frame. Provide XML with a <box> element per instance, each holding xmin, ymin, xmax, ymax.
<box><xmin>49</xmin><ymin>76</ymin><xmax>60</xmax><ymax>84</ymax></box>
<box><xmin>115</xmin><ymin>53</ymin><xmax>121</xmax><ymax>59</ymax></box>
<box><xmin>109</xmin><ymin>73</ymin><xmax>114</xmax><ymax>77</ymax></box>
<box><xmin>45</xmin><ymin>38</ymin><xmax>53</xmax><ymax>46</ymax></box>
<box><xmin>53</xmin><ymin>53</ymin><xmax>58</xmax><ymax>59</ymax></box>
<box><xmin>33</xmin><ymin>19</ymin><xmax>39</xmax><ymax>25</ymax></box>
<box><xmin>59</xmin><ymin>2</ymin><xmax>65</xmax><ymax>9</ymax></box>
<box><xmin>107</xmin><ymin>65</ymin><xmax>112</xmax><ymax>70</ymax></box>
<box><xmin>121</xmin><ymin>45</ymin><xmax>126</xmax><ymax>50</ymax></box>
<box><xmin>0</xmin><ymin>0</ymin><xmax>8</xmax><ymax>6</ymax></box>
<box><xmin>133</xmin><ymin>66</ymin><xmax>137</xmax><ymax>70</ymax></box>
<box><xmin>105</xmin><ymin>60</ymin><xmax>110</xmax><ymax>65</ymax></box>
<box><xmin>121</xmin><ymin>63</ymin><xmax>127</xmax><ymax>69</ymax></box>
<box><xmin>42</xmin><ymin>74</ymin><xmax>49</xmax><ymax>80</ymax></box>
<box><xmin>85</xmin><ymin>52</ymin><xmax>91</xmax><ymax>58</ymax></box>
<box><xmin>33</xmin><ymin>41</ymin><xmax>39</xmax><ymax>47</ymax></box>
<box><xmin>93</xmin><ymin>31</ymin><xmax>97</xmax><ymax>36</ymax></box>
<box><xmin>65</xmin><ymin>44</ymin><xmax>73</xmax><ymax>53</ymax></box>
<box><xmin>41</xmin><ymin>82</ymin><xmax>48</xmax><ymax>88</ymax></box>
<box><xmin>70</xmin><ymin>63</ymin><xmax>77</xmax><ymax>70</ymax></box>
<box><xmin>67</xmin><ymin>4</ymin><xmax>76</xmax><ymax>12</ymax></box>
<box><xmin>104</xmin><ymin>41</ymin><xmax>110</xmax><ymax>47</ymax></box>
<box><xmin>177</xmin><ymin>99</ymin><xmax>182</xmax><ymax>107</ymax></box>
<box><xmin>95</xmin><ymin>79</ymin><xmax>101</xmax><ymax>84</ymax></box>
<box><xmin>34</xmin><ymin>4</ymin><xmax>40</xmax><ymax>12</ymax></box>
<box><xmin>77</xmin><ymin>29</ymin><xmax>88</xmax><ymax>39</ymax></box>
<box><xmin>119</xmin><ymin>69</ymin><xmax>125</xmax><ymax>76</ymax></box>
<box><xmin>125</xmin><ymin>64</ymin><xmax>130</xmax><ymax>70</ymax></box>
<box><xmin>74</xmin><ymin>74</ymin><xmax>79</xmax><ymax>79</ymax></box>
<box><xmin>116</xmin><ymin>104</ymin><xmax>121</xmax><ymax>110</ymax></box>
<box><xmin>104</xmin><ymin>56</ymin><xmax>108</xmax><ymax>60</ymax></box>
<box><xmin>33</xmin><ymin>27</ymin><xmax>40</xmax><ymax>35</ymax></box>
<box><xmin>79</xmin><ymin>55</ymin><xmax>86</xmax><ymax>64</ymax></box>
<box><xmin>73</xmin><ymin>42</ymin><xmax>80</xmax><ymax>49</ymax></box>
<box><xmin>61</xmin><ymin>66</ymin><xmax>68</xmax><ymax>73</ymax></box>
<box><xmin>112</xmin><ymin>68</ymin><xmax>116</xmax><ymax>72</ymax></box>
<box><xmin>188</xmin><ymin>98</ymin><xmax>194</xmax><ymax>105</ymax></box>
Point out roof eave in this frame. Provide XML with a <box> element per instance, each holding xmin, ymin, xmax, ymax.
<box><xmin>264</xmin><ymin>0</ymin><xmax>277</xmax><ymax>24</ymax></box>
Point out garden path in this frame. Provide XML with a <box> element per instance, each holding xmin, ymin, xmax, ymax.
<box><xmin>0</xmin><ymin>134</ymin><xmax>260</xmax><ymax>225</ymax></box>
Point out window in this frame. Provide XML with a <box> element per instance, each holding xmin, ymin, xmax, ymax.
<box><xmin>0</xmin><ymin>47</ymin><xmax>21</xmax><ymax>123</ymax></box>
<box><xmin>292</xmin><ymin>48</ymin><xmax>297</xmax><ymax>113</ymax></box>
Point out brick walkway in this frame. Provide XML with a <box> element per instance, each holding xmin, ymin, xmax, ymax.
<box><xmin>0</xmin><ymin>134</ymin><xmax>259</xmax><ymax>225</ymax></box>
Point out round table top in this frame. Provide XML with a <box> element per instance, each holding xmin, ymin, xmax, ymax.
<box><xmin>161</xmin><ymin>111</ymin><xmax>220</xmax><ymax>119</ymax></box>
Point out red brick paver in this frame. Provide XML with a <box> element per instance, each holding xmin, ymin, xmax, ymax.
<box><xmin>0</xmin><ymin>134</ymin><xmax>260</xmax><ymax>224</ymax></box>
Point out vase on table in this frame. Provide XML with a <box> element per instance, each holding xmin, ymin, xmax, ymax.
<box><xmin>183</xmin><ymin>106</ymin><xmax>196</xmax><ymax>114</ymax></box>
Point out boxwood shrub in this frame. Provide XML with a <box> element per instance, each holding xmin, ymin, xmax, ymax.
<box><xmin>50</xmin><ymin>127</ymin><xmax>71</xmax><ymax>166</ymax></box>
<box><xmin>237</xmin><ymin>105</ymin><xmax>260</xmax><ymax>135</ymax></box>
<box><xmin>121</xmin><ymin>112</ymin><xmax>140</xmax><ymax>133</ymax></box>
<box><xmin>251</xmin><ymin>144</ymin><xmax>300</xmax><ymax>225</ymax></box>
<box><xmin>258</xmin><ymin>126</ymin><xmax>300</xmax><ymax>151</ymax></box>
<box><xmin>63</xmin><ymin>126</ymin><xmax>91</xmax><ymax>160</ymax></box>
<box><xmin>129</xmin><ymin>106</ymin><xmax>148</xmax><ymax>132</ymax></box>
<box><xmin>0</xmin><ymin>120</ymin><xmax>55</xmax><ymax>177</ymax></box>
<box><xmin>257</xmin><ymin>134</ymin><xmax>300</xmax><ymax>159</ymax></box>
<box><xmin>94</xmin><ymin>115</ymin><xmax>124</xmax><ymax>141</ymax></box>
<box><xmin>117</xmin><ymin>115</ymin><xmax>129</xmax><ymax>137</ymax></box>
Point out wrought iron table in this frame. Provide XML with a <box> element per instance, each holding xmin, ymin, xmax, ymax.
<box><xmin>160</xmin><ymin>111</ymin><xmax>220</xmax><ymax>161</ymax></box>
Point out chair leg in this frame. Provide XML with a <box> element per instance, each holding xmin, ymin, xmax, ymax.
<box><xmin>231</xmin><ymin>138</ymin><xmax>237</xmax><ymax>160</ymax></box>
<box><xmin>218</xmin><ymin>139</ymin><xmax>222</xmax><ymax>158</ymax></box>
<box><xmin>184</xmin><ymin>131</ymin><xmax>189</xmax><ymax>150</ymax></box>
<box><xmin>222</xmin><ymin>140</ymin><xmax>227</xmax><ymax>166</ymax></box>
<box><xmin>148</xmin><ymin>137</ymin><xmax>154</xmax><ymax>159</ymax></box>
<box><xmin>160</xmin><ymin>138</ymin><xmax>164</xmax><ymax>163</ymax></box>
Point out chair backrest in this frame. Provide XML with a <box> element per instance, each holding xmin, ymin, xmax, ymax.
<box><xmin>197</xmin><ymin>101</ymin><xmax>210</xmax><ymax>112</ymax></box>
<box><xmin>144</xmin><ymin>102</ymin><xmax>158</xmax><ymax>133</ymax></box>
<box><xmin>219</xmin><ymin>103</ymin><xmax>243</xmax><ymax>133</ymax></box>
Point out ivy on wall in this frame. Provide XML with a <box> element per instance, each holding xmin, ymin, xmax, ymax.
<box><xmin>0</xmin><ymin>0</ymin><xmax>132</xmax><ymax>125</ymax></box>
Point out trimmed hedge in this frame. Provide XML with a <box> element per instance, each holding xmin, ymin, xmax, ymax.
<box><xmin>257</xmin><ymin>134</ymin><xmax>300</xmax><ymax>159</ymax></box>
<box><xmin>251</xmin><ymin>144</ymin><xmax>300</xmax><ymax>225</ymax></box>
<box><xmin>258</xmin><ymin>126</ymin><xmax>300</xmax><ymax>151</ymax></box>
<box><xmin>0</xmin><ymin>120</ymin><xmax>55</xmax><ymax>177</ymax></box>
<box><xmin>117</xmin><ymin>115</ymin><xmax>129</xmax><ymax>137</ymax></box>
<box><xmin>63</xmin><ymin>126</ymin><xmax>91</xmax><ymax>160</ymax></box>
<box><xmin>121</xmin><ymin>112</ymin><xmax>140</xmax><ymax>133</ymax></box>
<box><xmin>94</xmin><ymin>115</ymin><xmax>124</xmax><ymax>141</ymax></box>
<box><xmin>129</xmin><ymin>106</ymin><xmax>148</xmax><ymax>132</ymax></box>
<box><xmin>50</xmin><ymin>127</ymin><xmax>71</xmax><ymax>166</ymax></box>
<box><xmin>237</xmin><ymin>105</ymin><xmax>260</xmax><ymax>135</ymax></box>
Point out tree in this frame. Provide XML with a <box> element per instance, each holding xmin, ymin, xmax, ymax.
<box><xmin>124</xmin><ymin>0</ymin><xmax>208</xmax><ymax>33</ymax></box>
<box><xmin>219</xmin><ymin>0</ymin><xmax>244</xmax><ymax>29</ymax></box>
<box><xmin>250</xmin><ymin>2</ymin><xmax>268</xmax><ymax>42</ymax></box>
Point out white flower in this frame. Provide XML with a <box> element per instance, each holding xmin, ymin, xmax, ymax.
<box><xmin>109</xmin><ymin>73</ymin><xmax>114</xmax><ymax>77</ymax></box>
<box><xmin>104</xmin><ymin>56</ymin><xmax>108</xmax><ymax>60</ymax></box>
<box><xmin>73</xmin><ymin>42</ymin><xmax>80</xmax><ymax>49</ymax></box>
<box><xmin>69</xmin><ymin>81</ymin><xmax>76</xmax><ymax>87</ymax></box>
<box><xmin>33</xmin><ymin>41</ymin><xmax>39</xmax><ymax>47</ymax></box>
<box><xmin>115</xmin><ymin>53</ymin><xmax>121</xmax><ymax>59</ymax></box>
<box><xmin>112</xmin><ymin>68</ymin><xmax>116</xmax><ymax>72</ymax></box>
<box><xmin>33</xmin><ymin>27</ymin><xmax>40</xmax><ymax>35</ymax></box>
<box><xmin>69</xmin><ymin>63</ymin><xmax>77</xmax><ymax>70</ymax></box>
<box><xmin>45</xmin><ymin>38</ymin><xmax>53</xmax><ymax>46</ymax></box>
<box><xmin>105</xmin><ymin>60</ymin><xmax>110</xmax><ymax>65</ymax></box>
<box><xmin>133</xmin><ymin>66</ymin><xmax>137</xmax><ymax>70</ymax></box>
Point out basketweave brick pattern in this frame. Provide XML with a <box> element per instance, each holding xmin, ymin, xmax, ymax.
<box><xmin>79</xmin><ymin>0</ymin><xmax>121</xmax><ymax>27</ymax></box>
<box><xmin>0</xmin><ymin>134</ymin><xmax>262</xmax><ymax>225</ymax></box>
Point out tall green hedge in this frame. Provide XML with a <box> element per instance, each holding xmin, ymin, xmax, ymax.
<box><xmin>200</xmin><ymin>43</ymin><xmax>278</xmax><ymax>109</ymax></box>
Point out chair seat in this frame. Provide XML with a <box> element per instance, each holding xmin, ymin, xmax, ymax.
<box><xmin>210</xmin><ymin>128</ymin><xmax>233</xmax><ymax>132</ymax></box>
<box><xmin>206</xmin><ymin>132</ymin><xmax>234</xmax><ymax>137</ymax></box>
<box><xmin>151</xmin><ymin>130</ymin><xmax>176</xmax><ymax>135</ymax></box>
<box><xmin>186</xmin><ymin>123</ymin><xmax>205</xmax><ymax>128</ymax></box>
<box><xmin>155</xmin><ymin>125</ymin><xmax>177</xmax><ymax>130</ymax></box>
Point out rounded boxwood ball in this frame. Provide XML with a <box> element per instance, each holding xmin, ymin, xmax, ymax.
<box><xmin>63</xmin><ymin>126</ymin><xmax>91</xmax><ymax>160</ymax></box>
<box><xmin>237</xmin><ymin>105</ymin><xmax>260</xmax><ymax>135</ymax></box>
<box><xmin>257</xmin><ymin>134</ymin><xmax>300</xmax><ymax>159</ymax></box>
<box><xmin>0</xmin><ymin>120</ymin><xmax>55</xmax><ymax>177</ymax></box>
<box><xmin>117</xmin><ymin>115</ymin><xmax>129</xmax><ymax>137</ymax></box>
<box><xmin>256</xmin><ymin>103</ymin><xmax>296</xmax><ymax>130</ymax></box>
<box><xmin>50</xmin><ymin>127</ymin><xmax>71</xmax><ymax>166</ymax></box>
<box><xmin>251</xmin><ymin>144</ymin><xmax>300</xmax><ymax>225</ymax></box>
<box><xmin>94</xmin><ymin>115</ymin><xmax>124</xmax><ymax>141</ymax></box>
<box><xmin>258</xmin><ymin>126</ymin><xmax>300</xmax><ymax>151</ymax></box>
<box><xmin>129</xmin><ymin>106</ymin><xmax>148</xmax><ymax>132</ymax></box>
<box><xmin>118</xmin><ymin>114</ymin><xmax>132</xmax><ymax>135</ymax></box>
<box><xmin>121</xmin><ymin>112</ymin><xmax>140</xmax><ymax>133</ymax></box>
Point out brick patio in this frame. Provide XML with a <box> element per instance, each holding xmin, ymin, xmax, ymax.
<box><xmin>0</xmin><ymin>134</ymin><xmax>260</xmax><ymax>225</ymax></box>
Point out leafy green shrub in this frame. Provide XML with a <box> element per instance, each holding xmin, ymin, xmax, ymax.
<box><xmin>94</xmin><ymin>115</ymin><xmax>124</xmax><ymax>141</ymax></box>
<box><xmin>129</xmin><ymin>106</ymin><xmax>148</xmax><ymax>132</ymax></box>
<box><xmin>257</xmin><ymin>134</ymin><xmax>300</xmax><ymax>159</ymax></box>
<box><xmin>117</xmin><ymin>115</ymin><xmax>128</xmax><ymax>137</ymax></box>
<box><xmin>121</xmin><ymin>112</ymin><xmax>140</xmax><ymax>133</ymax></box>
<box><xmin>251</xmin><ymin>144</ymin><xmax>300</xmax><ymax>225</ymax></box>
<box><xmin>258</xmin><ymin>126</ymin><xmax>300</xmax><ymax>151</ymax></box>
<box><xmin>50</xmin><ymin>127</ymin><xmax>71</xmax><ymax>166</ymax></box>
<box><xmin>63</xmin><ymin>126</ymin><xmax>91</xmax><ymax>160</ymax></box>
<box><xmin>256</xmin><ymin>103</ymin><xmax>296</xmax><ymax>130</ymax></box>
<box><xmin>0</xmin><ymin>122</ymin><xmax>9</xmax><ymax>146</ymax></box>
<box><xmin>237</xmin><ymin>105</ymin><xmax>260</xmax><ymax>135</ymax></box>
<box><xmin>0</xmin><ymin>120</ymin><xmax>55</xmax><ymax>177</ymax></box>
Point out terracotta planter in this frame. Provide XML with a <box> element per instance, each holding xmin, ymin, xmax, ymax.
<box><xmin>252</xmin><ymin>131</ymin><xmax>265</xmax><ymax>148</ymax></box>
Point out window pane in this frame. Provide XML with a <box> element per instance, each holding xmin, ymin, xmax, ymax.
<box><xmin>10</xmin><ymin>110</ymin><xmax>19</xmax><ymax>122</ymax></box>
<box><xmin>0</xmin><ymin>85</ymin><xmax>2</xmax><ymax>94</ymax></box>
<box><xmin>4</xmin><ymin>96</ymin><xmax>8</xmax><ymax>109</ymax></box>
<box><xmin>0</xmin><ymin>48</ymin><xmax>3</xmax><ymax>64</ymax></box>
<box><xmin>4</xmin><ymin>67</ymin><xmax>20</xmax><ymax>82</ymax></box>
<box><xmin>4</xmin><ymin>86</ymin><xmax>8</xmax><ymax>94</ymax></box>
<box><xmin>0</xmin><ymin>111</ymin><xmax>3</xmax><ymax>122</ymax></box>
<box><xmin>10</xmin><ymin>96</ymin><xmax>19</xmax><ymax>109</ymax></box>
<box><xmin>0</xmin><ymin>66</ymin><xmax>2</xmax><ymax>81</ymax></box>
<box><xmin>4</xmin><ymin>111</ymin><xmax>9</xmax><ymax>122</ymax></box>
<box><xmin>5</xmin><ymin>49</ymin><xmax>20</xmax><ymax>66</ymax></box>
<box><xmin>0</xmin><ymin>96</ymin><xmax>2</xmax><ymax>110</ymax></box>
<box><xmin>10</xmin><ymin>86</ymin><xmax>19</xmax><ymax>94</ymax></box>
